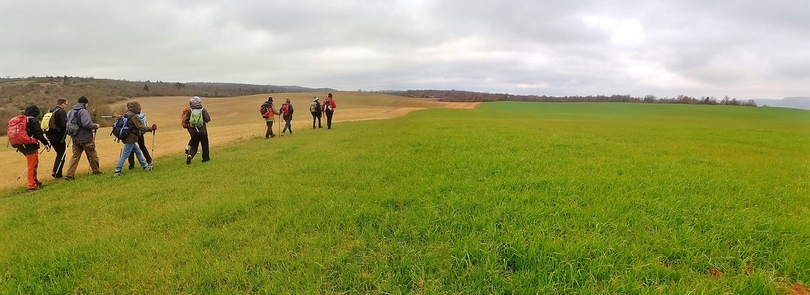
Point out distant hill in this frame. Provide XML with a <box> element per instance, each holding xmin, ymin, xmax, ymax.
<box><xmin>753</xmin><ymin>97</ymin><xmax>810</xmax><ymax>110</ymax></box>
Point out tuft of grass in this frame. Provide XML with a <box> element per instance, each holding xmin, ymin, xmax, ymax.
<box><xmin>1</xmin><ymin>102</ymin><xmax>808</xmax><ymax>293</ymax></box>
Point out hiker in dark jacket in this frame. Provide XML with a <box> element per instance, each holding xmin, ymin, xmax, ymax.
<box><xmin>46</xmin><ymin>97</ymin><xmax>69</xmax><ymax>178</ymax></box>
<box><xmin>115</xmin><ymin>101</ymin><xmax>155</xmax><ymax>177</ymax></box>
<box><xmin>260</xmin><ymin>97</ymin><xmax>279</xmax><ymax>139</ymax></box>
<box><xmin>184</xmin><ymin>96</ymin><xmax>211</xmax><ymax>164</ymax></box>
<box><xmin>127</xmin><ymin>112</ymin><xmax>153</xmax><ymax>169</ymax></box>
<box><xmin>322</xmin><ymin>92</ymin><xmax>337</xmax><ymax>129</ymax></box>
<box><xmin>64</xmin><ymin>96</ymin><xmax>103</xmax><ymax>180</ymax></box>
<box><xmin>310</xmin><ymin>96</ymin><xmax>323</xmax><ymax>129</ymax></box>
<box><xmin>12</xmin><ymin>105</ymin><xmax>50</xmax><ymax>191</ymax></box>
<box><xmin>281</xmin><ymin>98</ymin><xmax>294</xmax><ymax>136</ymax></box>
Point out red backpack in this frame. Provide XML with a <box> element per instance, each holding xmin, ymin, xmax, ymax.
<box><xmin>8</xmin><ymin>115</ymin><xmax>37</xmax><ymax>146</ymax></box>
<box><xmin>280</xmin><ymin>104</ymin><xmax>290</xmax><ymax>117</ymax></box>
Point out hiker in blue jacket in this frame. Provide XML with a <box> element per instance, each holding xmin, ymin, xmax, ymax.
<box><xmin>114</xmin><ymin>101</ymin><xmax>154</xmax><ymax>177</ymax></box>
<box><xmin>128</xmin><ymin>112</ymin><xmax>153</xmax><ymax>170</ymax></box>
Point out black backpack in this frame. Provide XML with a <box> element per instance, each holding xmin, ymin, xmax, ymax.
<box><xmin>110</xmin><ymin>115</ymin><xmax>131</xmax><ymax>142</ymax></box>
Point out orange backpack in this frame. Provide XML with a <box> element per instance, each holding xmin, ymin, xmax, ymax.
<box><xmin>181</xmin><ymin>107</ymin><xmax>191</xmax><ymax>128</ymax></box>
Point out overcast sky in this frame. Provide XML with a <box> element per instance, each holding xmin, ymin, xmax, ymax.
<box><xmin>2</xmin><ymin>0</ymin><xmax>808</xmax><ymax>99</ymax></box>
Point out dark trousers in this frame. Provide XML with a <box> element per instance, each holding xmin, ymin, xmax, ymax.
<box><xmin>128</xmin><ymin>134</ymin><xmax>152</xmax><ymax>168</ymax></box>
<box><xmin>265</xmin><ymin>121</ymin><xmax>275</xmax><ymax>138</ymax></box>
<box><xmin>312</xmin><ymin>113</ymin><xmax>322</xmax><ymax>128</ymax></box>
<box><xmin>282</xmin><ymin>119</ymin><xmax>292</xmax><ymax>134</ymax></box>
<box><xmin>325</xmin><ymin>110</ymin><xmax>334</xmax><ymax>129</ymax></box>
<box><xmin>188</xmin><ymin>130</ymin><xmax>209</xmax><ymax>161</ymax></box>
<box><xmin>46</xmin><ymin>133</ymin><xmax>67</xmax><ymax>178</ymax></box>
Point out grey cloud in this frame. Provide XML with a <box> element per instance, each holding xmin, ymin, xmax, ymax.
<box><xmin>1</xmin><ymin>0</ymin><xmax>808</xmax><ymax>99</ymax></box>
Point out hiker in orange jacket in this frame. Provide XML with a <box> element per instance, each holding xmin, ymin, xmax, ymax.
<box><xmin>10</xmin><ymin>105</ymin><xmax>51</xmax><ymax>191</ymax></box>
<box><xmin>260</xmin><ymin>96</ymin><xmax>280</xmax><ymax>138</ymax></box>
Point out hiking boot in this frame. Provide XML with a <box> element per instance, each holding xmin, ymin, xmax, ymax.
<box><xmin>270</xmin><ymin>134</ymin><xmax>276</xmax><ymax>138</ymax></box>
<box><xmin>186</xmin><ymin>155</ymin><xmax>192</xmax><ymax>165</ymax></box>
<box><xmin>318</xmin><ymin>126</ymin><xmax>323</xmax><ymax>128</ymax></box>
<box><xmin>93</xmin><ymin>171</ymin><xmax>105</xmax><ymax>175</ymax></box>
<box><xmin>114</xmin><ymin>171</ymin><xmax>122</xmax><ymax>177</ymax></box>
<box><xmin>28</xmin><ymin>187</ymin><xmax>38</xmax><ymax>192</ymax></box>
<box><xmin>143</xmin><ymin>164</ymin><xmax>153</xmax><ymax>171</ymax></box>
<box><xmin>202</xmin><ymin>159</ymin><xmax>210</xmax><ymax>163</ymax></box>
<box><xmin>36</xmin><ymin>181</ymin><xmax>44</xmax><ymax>189</ymax></box>
<box><xmin>64</xmin><ymin>176</ymin><xmax>75</xmax><ymax>181</ymax></box>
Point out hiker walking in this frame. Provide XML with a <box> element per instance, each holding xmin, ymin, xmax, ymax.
<box><xmin>260</xmin><ymin>97</ymin><xmax>279</xmax><ymax>138</ymax></box>
<box><xmin>183</xmin><ymin>96</ymin><xmax>211</xmax><ymax>164</ymax></box>
<box><xmin>114</xmin><ymin>102</ymin><xmax>156</xmax><ymax>177</ymax></box>
<box><xmin>127</xmin><ymin>112</ymin><xmax>153</xmax><ymax>170</ymax></box>
<box><xmin>45</xmin><ymin>98</ymin><xmax>69</xmax><ymax>178</ymax></box>
<box><xmin>310</xmin><ymin>96</ymin><xmax>322</xmax><ymax>129</ymax></box>
<box><xmin>322</xmin><ymin>93</ymin><xmax>337</xmax><ymax>129</ymax></box>
<box><xmin>281</xmin><ymin>98</ymin><xmax>294</xmax><ymax>136</ymax></box>
<box><xmin>64</xmin><ymin>96</ymin><xmax>104</xmax><ymax>180</ymax></box>
<box><xmin>9</xmin><ymin>105</ymin><xmax>50</xmax><ymax>191</ymax></box>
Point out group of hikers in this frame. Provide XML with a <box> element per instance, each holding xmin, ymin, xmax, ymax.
<box><xmin>259</xmin><ymin>92</ymin><xmax>338</xmax><ymax>138</ymax></box>
<box><xmin>8</xmin><ymin>93</ymin><xmax>337</xmax><ymax>192</ymax></box>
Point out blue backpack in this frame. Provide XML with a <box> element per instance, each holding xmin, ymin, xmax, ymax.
<box><xmin>111</xmin><ymin>115</ymin><xmax>131</xmax><ymax>142</ymax></box>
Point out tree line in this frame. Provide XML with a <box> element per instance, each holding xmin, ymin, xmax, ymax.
<box><xmin>385</xmin><ymin>90</ymin><xmax>758</xmax><ymax>106</ymax></box>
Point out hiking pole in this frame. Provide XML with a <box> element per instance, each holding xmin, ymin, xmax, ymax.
<box><xmin>15</xmin><ymin>148</ymin><xmax>48</xmax><ymax>181</ymax></box>
<box><xmin>55</xmin><ymin>135</ymin><xmax>73</xmax><ymax>175</ymax></box>
<box><xmin>151</xmin><ymin>124</ymin><xmax>157</xmax><ymax>159</ymax></box>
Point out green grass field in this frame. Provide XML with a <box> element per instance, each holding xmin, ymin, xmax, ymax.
<box><xmin>1</xmin><ymin>102</ymin><xmax>808</xmax><ymax>294</ymax></box>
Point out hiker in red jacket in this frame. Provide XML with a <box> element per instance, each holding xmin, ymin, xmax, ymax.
<box><xmin>322</xmin><ymin>93</ymin><xmax>337</xmax><ymax>129</ymax></box>
<box><xmin>280</xmin><ymin>98</ymin><xmax>294</xmax><ymax>136</ymax></box>
<box><xmin>10</xmin><ymin>105</ymin><xmax>51</xmax><ymax>191</ymax></box>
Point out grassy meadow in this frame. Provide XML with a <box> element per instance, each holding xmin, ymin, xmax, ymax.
<box><xmin>1</xmin><ymin>101</ymin><xmax>808</xmax><ymax>293</ymax></box>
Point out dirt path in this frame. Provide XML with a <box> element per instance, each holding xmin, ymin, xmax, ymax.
<box><xmin>0</xmin><ymin>92</ymin><xmax>478</xmax><ymax>191</ymax></box>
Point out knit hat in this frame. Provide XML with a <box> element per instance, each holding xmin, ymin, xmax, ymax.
<box><xmin>268</xmin><ymin>96</ymin><xmax>273</xmax><ymax>102</ymax></box>
<box><xmin>313</xmin><ymin>96</ymin><xmax>319</xmax><ymax>101</ymax></box>
<box><xmin>190</xmin><ymin>96</ymin><xmax>201</xmax><ymax>105</ymax></box>
<box><xmin>78</xmin><ymin>96</ymin><xmax>89</xmax><ymax>104</ymax></box>
<box><xmin>286</xmin><ymin>98</ymin><xmax>291</xmax><ymax>103</ymax></box>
